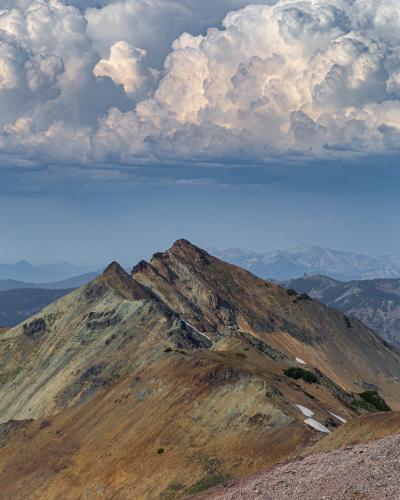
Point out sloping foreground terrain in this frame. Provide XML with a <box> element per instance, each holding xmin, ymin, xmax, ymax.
<box><xmin>285</xmin><ymin>274</ymin><xmax>400</xmax><ymax>347</ymax></box>
<box><xmin>194</xmin><ymin>427</ymin><xmax>400</xmax><ymax>499</ymax></box>
<box><xmin>0</xmin><ymin>240</ymin><xmax>399</xmax><ymax>499</ymax></box>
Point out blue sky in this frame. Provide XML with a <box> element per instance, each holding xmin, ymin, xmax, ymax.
<box><xmin>1</xmin><ymin>0</ymin><xmax>400</xmax><ymax>264</ymax></box>
<box><xmin>1</xmin><ymin>160</ymin><xmax>399</xmax><ymax>265</ymax></box>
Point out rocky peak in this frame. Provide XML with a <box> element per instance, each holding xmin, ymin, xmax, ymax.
<box><xmin>131</xmin><ymin>260</ymin><xmax>157</xmax><ymax>276</ymax></box>
<box><xmin>168</xmin><ymin>239</ymin><xmax>210</xmax><ymax>265</ymax></box>
<box><xmin>102</xmin><ymin>261</ymin><xmax>127</xmax><ymax>277</ymax></box>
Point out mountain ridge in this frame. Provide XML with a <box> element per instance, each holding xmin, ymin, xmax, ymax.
<box><xmin>210</xmin><ymin>245</ymin><xmax>400</xmax><ymax>281</ymax></box>
<box><xmin>0</xmin><ymin>239</ymin><xmax>399</xmax><ymax>498</ymax></box>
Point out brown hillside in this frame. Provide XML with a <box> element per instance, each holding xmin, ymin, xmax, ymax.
<box><xmin>0</xmin><ymin>240</ymin><xmax>399</xmax><ymax>498</ymax></box>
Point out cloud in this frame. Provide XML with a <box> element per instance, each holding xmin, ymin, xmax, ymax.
<box><xmin>1</xmin><ymin>0</ymin><xmax>400</xmax><ymax>167</ymax></box>
<box><xmin>94</xmin><ymin>42</ymin><xmax>157</xmax><ymax>98</ymax></box>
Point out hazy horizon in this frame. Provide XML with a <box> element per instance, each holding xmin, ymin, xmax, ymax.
<box><xmin>2</xmin><ymin>161</ymin><xmax>399</xmax><ymax>266</ymax></box>
<box><xmin>1</xmin><ymin>0</ymin><xmax>400</xmax><ymax>265</ymax></box>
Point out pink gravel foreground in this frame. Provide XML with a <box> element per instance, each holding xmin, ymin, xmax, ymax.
<box><xmin>191</xmin><ymin>433</ymin><xmax>400</xmax><ymax>500</ymax></box>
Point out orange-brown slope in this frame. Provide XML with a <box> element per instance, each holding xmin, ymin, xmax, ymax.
<box><xmin>307</xmin><ymin>411</ymin><xmax>400</xmax><ymax>454</ymax></box>
<box><xmin>0</xmin><ymin>251</ymin><xmax>355</xmax><ymax>499</ymax></box>
<box><xmin>133</xmin><ymin>240</ymin><xmax>400</xmax><ymax>409</ymax></box>
<box><xmin>0</xmin><ymin>352</ymin><xmax>316</xmax><ymax>500</ymax></box>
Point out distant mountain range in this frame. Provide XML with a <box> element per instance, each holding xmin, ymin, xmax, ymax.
<box><xmin>0</xmin><ymin>272</ymin><xmax>99</xmax><ymax>326</ymax></box>
<box><xmin>284</xmin><ymin>275</ymin><xmax>400</xmax><ymax>348</ymax></box>
<box><xmin>210</xmin><ymin>245</ymin><xmax>400</xmax><ymax>281</ymax></box>
<box><xmin>0</xmin><ymin>260</ymin><xmax>99</xmax><ymax>283</ymax></box>
<box><xmin>0</xmin><ymin>288</ymin><xmax>73</xmax><ymax>327</ymax></box>
<box><xmin>0</xmin><ymin>272</ymin><xmax>99</xmax><ymax>292</ymax></box>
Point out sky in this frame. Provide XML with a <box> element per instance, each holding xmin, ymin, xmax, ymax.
<box><xmin>0</xmin><ymin>0</ymin><xmax>400</xmax><ymax>264</ymax></box>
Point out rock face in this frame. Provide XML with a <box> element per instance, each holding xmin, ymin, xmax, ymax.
<box><xmin>285</xmin><ymin>274</ymin><xmax>400</xmax><ymax>347</ymax></box>
<box><xmin>0</xmin><ymin>240</ymin><xmax>399</xmax><ymax>499</ymax></box>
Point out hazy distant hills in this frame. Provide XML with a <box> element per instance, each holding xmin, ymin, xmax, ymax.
<box><xmin>0</xmin><ymin>272</ymin><xmax>99</xmax><ymax>326</ymax></box>
<box><xmin>0</xmin><ymin>260</ymin><xmax>98</xmax><ymax>283</ymax></box>
<box><xmin>284</xmin><ymin>275</ymin><xmax>400</xmax><ymax>348</ymax></box>
<box><xmin>210</xmin><ymin>245</ymin><xmax>400</xmax><ymax>281</ymax></box>
<box><xmin>0</xmin><ymin>272</ymin><xmax>99</xmax><ymax>292</ymax></box>
<box><xmin>0</xmin><ymin>288</ymin><xmax>73</xmax><ymax>327</ymax></box>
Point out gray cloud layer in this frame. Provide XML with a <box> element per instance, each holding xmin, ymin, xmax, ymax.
<box><xmin>1</xmin><ymin>0</ymin><xmax>400</xmax><ymax>166</ymax></box>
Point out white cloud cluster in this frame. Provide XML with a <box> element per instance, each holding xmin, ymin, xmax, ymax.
<box><xmin>94</xmin><ymin>42</ymin><xmax>157</xmax><ymax>99</ymax></box>
<box><xmin>2</xmin><ymin>0</ymin><xmax>400</xmax><ymax>165</ymax></box>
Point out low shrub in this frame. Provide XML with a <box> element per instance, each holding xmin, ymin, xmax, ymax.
<box><xmin>355</xmin><ymin>390</ymin><xmax>391</xmax><ymax>412</ymax></box>
<box><xmin>235</xmin><ymin>352</ymin><xmax>247</xmax><ymax>359</ymax></box>
<box><xmin>184</xmin><ymin>475</ymin><xmax>231</xmax><ymax>496</ymax></box>
<box><xmin>284</xmin><ymin>367</ymin><xmax>318</xmax><ymax>384</ymax></box>
<box><xmin>297</xmin><ymin>293</ymin><xmax>311</xmax><ymax>301</ymax></box>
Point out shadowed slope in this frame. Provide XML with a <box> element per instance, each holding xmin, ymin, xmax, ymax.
<box><xmin>285</xmin><ymin>274</ymin><xmax>400</xmax><ymax>347</ymax></box>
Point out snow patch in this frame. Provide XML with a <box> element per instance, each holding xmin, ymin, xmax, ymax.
<box><xmin>295</xmin><ymin>404</ymin><xmax>314</xmax><ymax>417</ymax></box>
<box><xmin>304</xmin><ymin>418</ymin><xmax>331</xmax><ymax>433</ymax></box>
<box><xmin>329</xmin><ymin>411</ymin><xmax>347</xmax><ymax>423</ymax></box>
<box><xmin>295</xmin><ymin>357</ymin><xmax>306</xmax><ymax>365</ymax></box>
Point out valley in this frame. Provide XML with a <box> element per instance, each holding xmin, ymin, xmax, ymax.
<box><xmin>285</xmin><ymin>275</ymin><xmax>400</xmax><ymax>348</ymax></box>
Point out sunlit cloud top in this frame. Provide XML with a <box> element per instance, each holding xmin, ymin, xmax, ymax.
<box><xmin>1</xmin><ymin>0</ymin><xmax>400</xmax><ymax>166</ymax></box>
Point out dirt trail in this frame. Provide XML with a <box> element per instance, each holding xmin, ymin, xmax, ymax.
<box><xmin>193</xmin><ymin>433</ymin><xmax>400</xmax><ymax>500</ymax></box>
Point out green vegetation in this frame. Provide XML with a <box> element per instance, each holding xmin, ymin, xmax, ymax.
<box><xmin>157</xmin><ymin>448</ymin><xmax>165</xmax><ymax>454</ymax></box>
<box><xmin>174</xmin><ymin>349</ymin><xmax>187</xmax><ymax>355</ymax></box>
<box><xmin>343</xmin><ymin>315</ymin><xmax>352</xmax><ymax>329</ymax></box>
<box><xmin>287</xmin><ymin>288</ymin><xmax>298</xmax><ymax>296</ymax></box>
<box><xmin>353</xmin><ymin>390</ymin><xmax>391</xmax><ymax>412</ymax></box>
<box><xmin>183</xmin><ymin>475</ymin><xmax>231</xmax><ymax>496</ymax></box>
<box><xmin>235</xmin><ymin>352</ymin><xmax>247</xmax><ymax>359</ymax></box>
<box><xmin>284</xmin><ymin>367</ymin><xmax>318</xmax><ymax>384</ymax></box>
<box><xmin>159</xmin><ymin>482</ymin><xmax>185</xmax><ymax>500</ymax></box>
<box><xmin>108</xmin><ymin>371</ymin><xmax>123</xmax><ymax>384</ymax></box>
<box><xmin>296</xmin><ymin>293</ymin><xmax>311</xmax><ymax>301</ymax></box>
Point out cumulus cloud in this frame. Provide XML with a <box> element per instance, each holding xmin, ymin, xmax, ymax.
<box><xmin>1</xmin><ymin>0</ymin><xmax>400</xmax><ymax>165</ymax></box>
<box><xmin>94</xmin><ymin>42</ymin><xmax>157</xmax><ymax>98</ymax></box>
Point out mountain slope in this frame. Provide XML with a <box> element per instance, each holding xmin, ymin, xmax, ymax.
<box><xmin>194</xmin><ymin>430</ymin><xmax>400</xmax><ymax>500</ymax></box>
<box><xmin>133</xmin><ymin>240</ymin><xmax>400</xmax><ymax>408</ymax></box>
<box><xmin>285</xmin><ymin>275</ymin><xmax>400</xmax><ymax>347</ymax></box>
<box><xmin>211</xmin><ymin>246</ymin><xmax>400</xmax><ymax>280</ymax></box>
<box><xmin>0</xmin><ymin>240</ymin><xmax>399</xmax><ymax>498</ymax></box>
